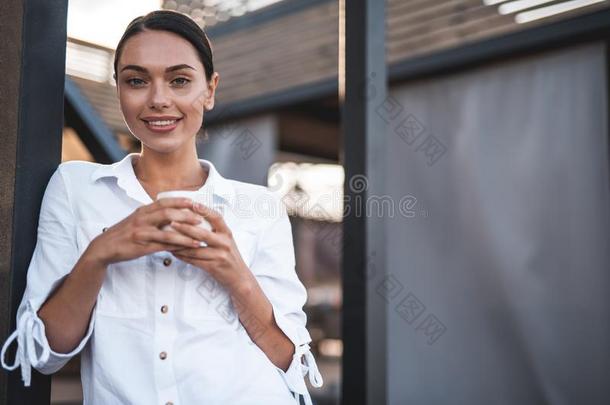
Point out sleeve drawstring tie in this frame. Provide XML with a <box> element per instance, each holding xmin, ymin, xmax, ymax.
<box><xmin>293</xmin><ymin>343</ymin><xmax>323</xmax><ymax>405</ymax></box>
<box><xmin>1</xmin><ymin>309</ymin><xmax>50</xmax><ymax>387</ymax></box>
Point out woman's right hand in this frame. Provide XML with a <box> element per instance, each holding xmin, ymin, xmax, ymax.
<box><xmin>86</xmin><ymin>197</ymin><xmax>203</xmax><ymax>266</ymax></box>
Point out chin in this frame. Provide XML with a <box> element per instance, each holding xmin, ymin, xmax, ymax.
<box><xmin>142</xmin><ymin>138</ymin><xmax>190</xmax><ymax>154</ymax></box>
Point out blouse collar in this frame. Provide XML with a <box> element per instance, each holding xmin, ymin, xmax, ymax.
<box><xmin>90</xmin><ymin>152</ymin><xmax>235</xmax><ymax>206</ymax></box>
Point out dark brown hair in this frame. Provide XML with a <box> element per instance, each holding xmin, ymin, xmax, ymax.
<box><xmin>113</xmin><ymin>10</ymin><xmax>214</xmax><ymax>83</ymax></box>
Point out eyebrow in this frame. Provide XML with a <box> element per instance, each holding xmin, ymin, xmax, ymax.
<box><xmin>119</xmin><ymin>64</ymin><xmax>196</xmax><ymax>74</ymax></box>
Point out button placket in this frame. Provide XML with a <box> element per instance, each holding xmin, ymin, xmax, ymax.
<box><xmin>153</xmin><ymin>253</ymin><xmax>179</xmax><ymax>404</ymax></box>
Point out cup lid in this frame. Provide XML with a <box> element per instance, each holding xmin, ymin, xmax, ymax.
<box><xmin>156</xmin><ymin>190</ymin><xmax>201</xmax><ymax>200</ymax></box>
<box><xmin>156</xmin><ymin>189</ymin><xmax>215</xmax><ymax>207</ymax></box>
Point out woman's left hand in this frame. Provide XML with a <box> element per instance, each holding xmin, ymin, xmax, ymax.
<box><xmin>169</xmin><ymin>203</ymin><xmax>253</xmax><ymax>293</ymax></box>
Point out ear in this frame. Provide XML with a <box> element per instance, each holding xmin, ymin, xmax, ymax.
<box><xmin>203</xmin><ymin>72</ymin><xmax>220</xmax><ymax>111</ymax></box>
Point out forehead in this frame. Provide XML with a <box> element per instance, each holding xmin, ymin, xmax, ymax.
<box><xmin>118</xmin><ymin>30</ymin><xmax>203</xmax><ymax>71</ymax></box>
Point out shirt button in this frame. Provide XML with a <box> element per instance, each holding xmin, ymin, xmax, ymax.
<box><xmin>165</xmin><ymin>402</ymin><xmax>174</xmax><ymax>405</ymax></box>
<box><xmin>161</xmin><ymin>305</ymin><xmax>168</xmax><ymax>314</ymax></box>
<box><xmin>159</xmin><ymin>351</ymin><xmax>167</xmax><ymax>360</ymax></box>
<box><xmin>163</xmin><ymin>257</ymin><xmax>172</xmax><ymax>267</ymax></box>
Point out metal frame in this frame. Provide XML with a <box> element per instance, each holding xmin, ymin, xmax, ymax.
<box><xmin>207</xmin><ymin>7</ymin><xmax>610</xmax><ymax>127</ymax></box>
<box><xmin>205</xmin><ymin>5</ymin><xmax>610</xmax><ymax>405</ymax></box>
<box><xmin>607</xmin><ymin>39</ymin><xmax>610</xmax><ymax>192</ymax></box>
<box><xmin>1</xmin><ymin>1</ymin><xmax>68</xmax><ymax>404</ymax></box>
<box><xmin>341</xmin><ymin>0</ymin><xmax>388</xmax><ymax>404</ymax></box>
<box><xmin>64</xmin><ymin>77</ymin><xmax>126</xmax><ymax>164</ymax></box>
<box><xmin>206</xmin><ymin>78</ymin><xmax>337</xmax><ymax>125</ymax></box>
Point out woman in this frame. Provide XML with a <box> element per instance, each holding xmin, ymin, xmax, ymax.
<box><xmin>1</xmin><ymin>10</ymin><xmax>322</xmax><ymax>405</ymax></box>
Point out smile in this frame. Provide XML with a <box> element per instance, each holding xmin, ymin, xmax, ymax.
<box><xmin>149</xmin><ymin>119</ymin><xmax>177</xmax><ymax>125</ymax></box>
<box><xmin>142</xmin><ymin>118</ymin><xmax>182</xmax><ymax>132</ymax></box>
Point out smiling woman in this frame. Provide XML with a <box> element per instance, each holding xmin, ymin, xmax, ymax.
<box><xmin>113</xmin><ymin>14</ymin><xmax>217</xmax><ymax>151</ymax></box>
<box><xmin>1</xmin><ymin>9</ymin><xmax>322</xmax><ymax>405</ymax></box>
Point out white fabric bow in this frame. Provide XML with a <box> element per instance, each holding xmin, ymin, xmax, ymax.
<box><xmin>1</xmin><ymin>309</ymin><xmax>50</xmax><ymax>386</ymax></box>
<box><xmin>293</xmin><ymin>343</ymin><xmax>324</xmax><ymax>405</ymax></box>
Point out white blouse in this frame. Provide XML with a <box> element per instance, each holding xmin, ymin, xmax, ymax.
<box><xmin>1</xmin><ymin>153</ymin><xmax>323</xmax><ymax>405</ymax></box>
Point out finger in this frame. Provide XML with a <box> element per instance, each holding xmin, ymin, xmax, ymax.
<box><xmin>145</xmin><ymin>207</ymin><xmax>204</xmax><ymax>229</ymax></box>
<box><xmin>192</xmin><ymin>203</ymin><xmax>230</xmax><ymax>234</ymax></box>
<box><xmin>165</xmin><ymin>244</ymin><xmax>189</xmax><ymax>252</ymax></box>
<box><xmin>134</xmin><ymin>227</ymin><xmax>201</xmax><ymax>249</ymax></box>
<box><xmin>173</xmin><ymin>247</ymin><xmax>218</xmax><ymax>260</ymax></box>
<box><xmin>141</xmin><ymin>242</ymin><xmax>184</xmax><ymax>256</ymax></box>
<box><xmin>168</xmin><ymin>245</ymin><xmax>188</xmax><ymax>252</ymax></box>
<box><xmin>169</xmin><ymin>222</ymin><xmax>224</xmax><ymax>247</ymax></box>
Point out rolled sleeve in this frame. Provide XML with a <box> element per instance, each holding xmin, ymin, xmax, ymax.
<box><xmin>1</xmin><ymin>298</ymin><xmax>96</xmax><ymax>386</ymax></box>
<box><xmin>0</xmin><ymin>166</ymin><xmax>95</xmax><ymax>386</ymax></box>
<box><xmin>272</xmin><ymin>308</ymin><xmax>324</xmax><ymax>403</ymax></box>
<box><xmin>249</xmin><ymin>195</ymin><xmax>323</xmax><ymax>405</ymax></box>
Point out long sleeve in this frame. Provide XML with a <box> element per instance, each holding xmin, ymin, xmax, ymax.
<box><xmin>249</xmin><ymin>196</ymin><xmax>323</xmax><ymax>405</ymax></box>
<box><xmin>0</xmin><ymin>166</ymin><xmax>96</xmax><ymax>386</ymax></box>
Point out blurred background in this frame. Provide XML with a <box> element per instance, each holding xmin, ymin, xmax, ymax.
<box><xmin>12</xmin><ymin>0</ymin><xmax>610</xmax><ymax>404</ymax></box>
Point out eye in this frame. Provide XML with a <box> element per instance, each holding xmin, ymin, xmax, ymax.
<box><xmin>126</xmin><ymin>78</ymin><xmax>146</xmax><ymax>87</ymax></box>
<box><xmin>172</xmin><ymin>77</ymin><xmax>191</xmax><ymax>86</ymax></box>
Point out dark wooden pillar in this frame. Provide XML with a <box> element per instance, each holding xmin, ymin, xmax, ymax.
<box><xmin>0</xmin><ymin>0</ymin><xmax>68</xmax><ymax>403</ymax></box>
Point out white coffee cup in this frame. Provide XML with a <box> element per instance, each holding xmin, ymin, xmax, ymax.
<box><xmin>156</xmin><ymin>190</ymin><xmax>213</xmax><ymax>247</ymax></box>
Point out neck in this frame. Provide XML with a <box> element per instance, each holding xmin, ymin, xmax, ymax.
<box><xmin>132</xmin><ymin>147</ymin><xmax>208</xmax><ymax>189</ymax></box>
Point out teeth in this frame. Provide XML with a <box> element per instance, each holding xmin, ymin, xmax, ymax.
<box><xmin>148</xmin><ymin>120</ymin><xmax>177</xmax><ymax>126</ymax></box>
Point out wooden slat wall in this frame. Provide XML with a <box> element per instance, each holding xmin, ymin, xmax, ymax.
<box><xmin>210</xmin><ymin>1</ymin><xmax>339</xmax><ymax>104</ymax></box>
<box><xmin>69</xmin><ymin>0</ymin><xmax>610</xmax><ymax>130</ymax></box>
<box><xmin>210</xmin><ymin>0</ymin><xmax>610</xmax><ymax>103</ymax></box>
<box><xmin>386</xmin><ymin>0</ymin><xmax>610</xmax><ymax>63</ymax></box>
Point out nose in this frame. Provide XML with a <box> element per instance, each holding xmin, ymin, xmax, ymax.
<box><xmin>148</xmin><ymin>81</ymin><xmax>171</xmax><ymax>110</ymax></box>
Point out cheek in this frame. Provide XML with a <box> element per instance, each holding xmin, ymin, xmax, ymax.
<box><xmin>119</xmin><ymin>92</ymin><xmax>142</xmax><ymax>122</ymax></box>
<box><xmin>180</xmin><ymin>92</ymin><xmax>206</xmax><ymax>126</ymax></box>
<box><xmin>184</xmin><ymin>90</ymin><xmax>206</xmax><ymax>115</ymax></box>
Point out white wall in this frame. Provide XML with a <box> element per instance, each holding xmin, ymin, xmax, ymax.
<box><xmin>199</xmin><ymin>114</ymin><xmax>278</xmax><ymax>185</ymax></box>
<box><xmin>383</xmin><ymin>42</ymin><xmax>609</xmax><ymax>404</ymax></box>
